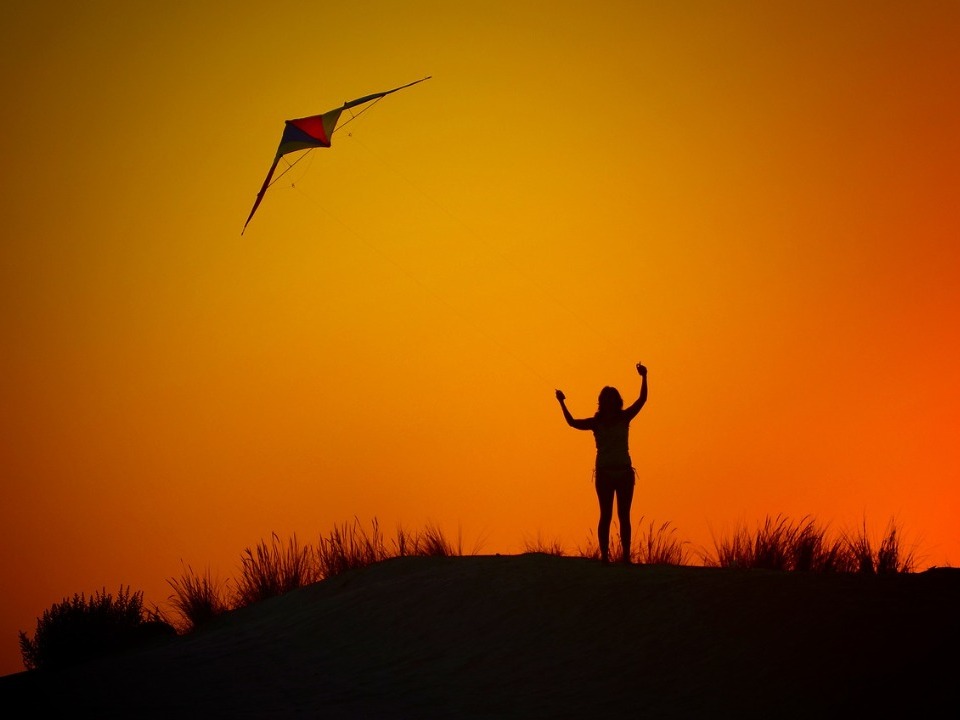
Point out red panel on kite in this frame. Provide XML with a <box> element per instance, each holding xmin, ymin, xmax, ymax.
<box><xmin>242</xmin><ymin>77</ymin><xmax>430</xmax><ymax>234</ymax></box>
<box><xmin>278</xmin><ymin>109</ymin><xmax>342</xmax><ymax>156</ymax></box>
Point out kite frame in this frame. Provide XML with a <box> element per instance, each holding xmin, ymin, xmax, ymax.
<box><xmin>242</xmin><ymin>76</ymin><xmax>431</xmax><ymax>234</ymax></box>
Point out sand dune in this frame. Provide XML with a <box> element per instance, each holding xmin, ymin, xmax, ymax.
<box><xmin>2</xmin><ymin>554</ymin><xmax>957</xmax><ymax>718</ymax></box>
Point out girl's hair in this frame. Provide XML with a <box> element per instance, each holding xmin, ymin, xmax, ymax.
<box><xmin>596</xmin><ymin>386</ymin><xmax>623</xmax><ymax>417</ymax></box>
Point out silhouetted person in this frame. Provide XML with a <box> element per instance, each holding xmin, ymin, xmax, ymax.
<box><xmin>556</xmin><ymin>363</ymin><xmax>648</xmax><ymax>564</ymax></box>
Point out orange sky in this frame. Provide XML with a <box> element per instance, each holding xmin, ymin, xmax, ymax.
<box><xmin>2</xmin><ymin>0</ymin><xmax>959</xmax><ymax>676</ymax></box>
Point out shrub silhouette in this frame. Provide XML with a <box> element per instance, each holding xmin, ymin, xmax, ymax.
<box><xmin>19</xmin><ymin>586</ymin><xmax>173</xmax><ymax>671</ymax></box>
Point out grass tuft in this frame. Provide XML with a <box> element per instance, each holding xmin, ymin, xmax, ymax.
<box><xmin>166</xmin><ymin>563</ymin><xmax>231</xmax><ymax>632</ymax></box>
<box><xmin>316</xmin><ymin>518</ymin><xmax>389</xmax><ymax>578</ymax></box>
<box><xmin>522</xmin><ymin>532</ymin><xmax>566</xmax><ymax>556</ymax></box>
<box><xmin>841</xmin><ymin>516</ymin><xmax>917</xmax><ymax>575</ymax></box>
<box><xmin>234</xmin><ymin>532</ymin><xmax>318</xmax><ymax>608</ymax></box>
<box><xmin>634</xmin><ymin>519</ymin><xmax>690</xmax><ymax>565</ymax></box>
<box><xmin>706</xmin><ymin>515</ymin><xmax>914</xmax><ymax>574</ymax></box>
<box><xmin>416</xmin><ymin>522</ymin><xmax>460</xmax><ymax>557</ymax></box>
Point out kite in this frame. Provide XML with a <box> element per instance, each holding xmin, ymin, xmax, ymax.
<box><xmin>242</xmin><ymin>76</ymin><xmax>431</xmax><ymax>234</ymax></box>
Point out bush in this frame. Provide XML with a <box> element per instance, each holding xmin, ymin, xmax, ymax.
<box><xmin>18</xmin><ymin>586</ymin><xmax>171</xmax><ymax>671</ymax></box>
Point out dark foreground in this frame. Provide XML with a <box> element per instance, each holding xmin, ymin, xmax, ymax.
<box><xmin>2</xmin><ymin>554</ymin><xmax>958</xmax><ymax>718</ymax></box>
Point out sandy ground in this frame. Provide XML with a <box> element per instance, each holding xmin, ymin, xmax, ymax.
<box><xmin>1</xmin><ymin>554</ymin><xmax>957</xmax><ymax>718</ymax></box>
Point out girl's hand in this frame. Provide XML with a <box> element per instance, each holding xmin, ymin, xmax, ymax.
<box><xmin>555</xmin><ymin>389</ymin><xmax>566</xmax><ymax>401</ymax></box>
<box><xmin>636</xmin><ymin>362</ymin><xmax>647</xmax><ymax>377</ymax></box>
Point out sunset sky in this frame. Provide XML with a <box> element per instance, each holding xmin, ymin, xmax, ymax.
<box><xmin>2</xmin><ymin>0</ymin><xmax>959</xmax><ymax>675</ymax></box>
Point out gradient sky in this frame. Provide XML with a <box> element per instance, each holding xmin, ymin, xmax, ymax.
<box><xmin>2</xmin><ymin>0</ymin><xmax>959</xmax><ymax>675</ymax></box>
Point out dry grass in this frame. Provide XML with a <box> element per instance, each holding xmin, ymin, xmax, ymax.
<box><xmin>573</xmin><ymin>518</ymin><xmax>690</xmax><ymax>565</ymax></box>
<box><xmin>233</xmin><ymin>533</ymin><xmax>319</xmax><ymax>609</ymax></box>
<box><xmin>165</xmin><ymin>564</ymin><xmax>231</xmax><ymax>632</ymax></box>
<box><xmin>705</xmin><ymin>515</ymin><xmax>915</xmax><ymax>574</ymax></box>
<box><xmin>164</xmin><ymin>514</ymin><xmax>919</xmax><ymax>632</ymax></box>
<box><xmin>841</xmin><ymin>517</ymin><xmax>917</xmax><ymax>575</ymax></box>
<box><xmin>634</xmin><ymin>519</ymin><xmax>690</xmax><ymax>565</ymax></box>
<box><xmin>166</xmin><ymin>519</ymin><xmax>478</xmax><ymax>631</ymax></box>
<box><xmin>316</xmin><ymin>518</ymin><xmax>390</xmax><ymax>578</ymax></box>
<box><xmin>522</xmin><ymin>532</ymin><xmax>566</xmax><ymax>556</ymax></box>
<box><xmin>791</xmin><ymin>516</ymin><xmax>852</xmax><ymax>573</ymax></box>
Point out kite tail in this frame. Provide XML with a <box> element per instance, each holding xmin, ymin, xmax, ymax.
<box><xmin>242</xmin><ymin>156</ymin><xmax>281</xmax><ymax>235</ymax></box>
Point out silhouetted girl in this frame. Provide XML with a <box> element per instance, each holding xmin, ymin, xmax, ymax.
<box><xmin>556</xmin><ymin>363</ymin><xmax>648</xmax><ymax>564</ymax></box>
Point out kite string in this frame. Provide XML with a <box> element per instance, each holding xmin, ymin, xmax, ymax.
<box><xmin>290</xmin><ymin>181</ymin><xmax>554</xmax><ymax>388</ymax></box>
<box><xmin>267</xmin><ymin>90</ymin><xmax>637</xmax><ymax>388</ymax></box>
<box><xmin>269</xmin><ymin>151</ymin><xmax>314</xmax><ymax>189</ymax></box>
<box><xmin>343</xmin><ymin>133</ymin><xmax>638</xmax><ymax>366</ymax></box>
<box><xmin>334</xmin><ymin>96</ymin><xmax>385</xmax><ymax>134</ymax></box>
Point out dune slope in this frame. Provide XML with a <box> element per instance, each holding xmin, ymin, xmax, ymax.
<box><xmin>2</xmin><ymin>554</ymin><xmax>957</xmax><ymax>718</ymax></box>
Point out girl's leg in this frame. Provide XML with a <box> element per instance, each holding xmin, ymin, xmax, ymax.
<box><xmin>595</xmin><ymin>476</ymin><xmax>615</xmax><ymax>563</ymax></box>
<box><xmin>615</xmin><ymin>472</ymin><xmax>636</xmax><ymax>563</ymax></box>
